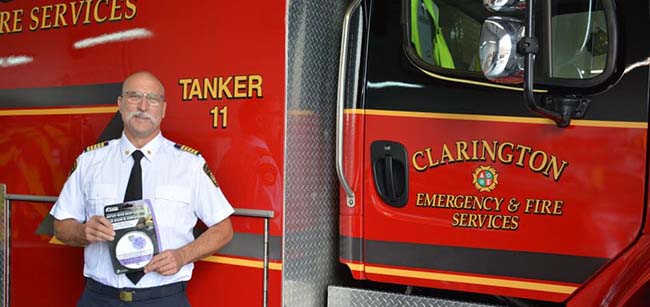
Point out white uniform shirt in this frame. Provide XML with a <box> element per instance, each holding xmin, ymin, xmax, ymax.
<box><xmin>50</xmin><ymin>133</ymin><xmax>234</xmax><ymax>288</ymax></box>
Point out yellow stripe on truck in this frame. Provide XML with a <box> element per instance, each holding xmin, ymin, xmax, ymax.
<box><xmin>364</xmin><ymin>265</ymin><xmax>577</xmax><ymax>294</ymax></box>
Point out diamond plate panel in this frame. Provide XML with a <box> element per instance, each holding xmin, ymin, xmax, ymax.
<box><xmin>284</xmin><ymin>1</ymin><xmax>347</xmax><ymax>306</ymax></box>
<box><xmin>327</xmin><ymin>287</ymin><xmax>504</xmax><ymax>307</ymax></box>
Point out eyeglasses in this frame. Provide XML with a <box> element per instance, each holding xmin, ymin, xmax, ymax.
<box><xmin>121</xmin><ymin>91</ymin><xmax>165</xmax><ymax>106</ymax></box>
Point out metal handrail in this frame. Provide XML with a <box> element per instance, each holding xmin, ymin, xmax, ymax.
<box><xmin>3</xmin><ymin>190</ymin><xmax>273</xmax><ymax>307</ymax></box>
<box><xmin>0</xmin><ymin>185</ymin><xmax>6</xmax><ymax>307</ymax></box>
<box><xmin>6</xmin><ymin>194</ymin><xmax>274</xmax><ymax>218</ymax></box>
<box><xmin>335</xmin><ymin>0</ymin><xmax>362</xmax><ymax>208</ymax></box>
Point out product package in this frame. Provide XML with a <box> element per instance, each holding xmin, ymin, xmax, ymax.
<box><xmin>104</xmin><ymin>199</ymin><xmax>160</xmax><ymax>274</ymax></box>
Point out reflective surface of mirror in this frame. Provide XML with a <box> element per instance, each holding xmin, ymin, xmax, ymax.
<box><xmin>483</xmin><ymin>0</ymin><xmax>525</xmax><ymax>13</ymax></box>
<box><xmin>479</xmin><ymin>16</ymin><xmax>524</xmax><ymax>84</ymax></box>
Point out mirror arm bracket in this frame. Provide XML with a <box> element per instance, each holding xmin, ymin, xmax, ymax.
<box><xmin>517</xmin><ymin>37</ymin><xmax>538</xmax><ymax>55</ymax></box>
<box><xmin>544</xmin><ymin>95</ymin><xmax>592</xmax><ymax>119</ymax></box>
<box><xmin>520</xmin><ymin>0</ymin><xmax>572</xmax><ymax>128</ymax></box>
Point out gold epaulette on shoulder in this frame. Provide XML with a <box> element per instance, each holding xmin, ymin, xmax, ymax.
<box><xmin>84</xmin><ymin>141</ymin><xmax>109</xmax><ymax>152</ymax></box>
<box><xmin>174</xmin><ymin>144</ymin><xmax>200</xmax><ymax>155</ymax></box>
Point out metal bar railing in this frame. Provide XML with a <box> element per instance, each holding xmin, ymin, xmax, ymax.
<box><xmin>0</xmin><ymin>185</ymin><xmax>6</xmax><ymax>307</ymax></box>
<box><xmin>2</xmin><ymin>188</ymin><xmax>274</xmax><ymax>307</ymax></box>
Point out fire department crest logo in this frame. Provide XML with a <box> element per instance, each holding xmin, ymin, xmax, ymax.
<box><xmin>472</xmin><ymin>166</ymin><xmax>498</xmax><ymax>192</ymax></box>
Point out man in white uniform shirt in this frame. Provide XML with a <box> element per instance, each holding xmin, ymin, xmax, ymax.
<box><xmin>51</xmin><ymin>71</ymin><xmax>234</xmax><ymax>307</ymax></box>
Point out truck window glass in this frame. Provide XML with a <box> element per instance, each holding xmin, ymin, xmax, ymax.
<box><xmin>410</xmin><ymin>0</ymin><xmax>483</xmax><ymax>71</ymax></box>
<box><xmin>407</xmin><ymin>0</ymin><xmax>609</xmax><ymax>83</ymax></box>
<box><xmin>550</xmin><ymin>1</ymin><xmax>607</xmax><ymax>79</ymax></box>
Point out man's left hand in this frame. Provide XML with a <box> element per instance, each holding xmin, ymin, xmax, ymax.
<box><xmin>144</xmin><ymin>249</ymin><xmax>186</xmax><ymax>275</ymax></box>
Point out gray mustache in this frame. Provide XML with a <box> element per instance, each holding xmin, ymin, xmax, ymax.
<box><xmin>126</xmin><ymin>111</ymin><xmax>154</xmax><ymax>121</ymax></box>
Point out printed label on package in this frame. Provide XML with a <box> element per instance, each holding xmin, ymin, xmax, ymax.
<box><xmin>104</xmin><ymin>199</ymin><xmax>160</xmax><ymax>275</ymax></box>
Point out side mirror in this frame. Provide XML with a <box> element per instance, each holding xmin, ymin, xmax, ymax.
<box><xmin>479</xmin><ymin>17</ymin><xmax>524</xmax><ymax>84</ymax></box>
<box><xmin>483</xmin><ymin>0</ymin><xmax>525</xmax><ymax>13</ymax></box>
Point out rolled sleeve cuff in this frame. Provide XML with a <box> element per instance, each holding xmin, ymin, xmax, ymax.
<box><xmin>50</xmin><ymin>202</ymin><xmax>85</xmax><ymax>223</ymax></box>
<box><xmin>203</xmin><ymin>205</ymin><xmax>234</xmax><ymax>227</ymax></box>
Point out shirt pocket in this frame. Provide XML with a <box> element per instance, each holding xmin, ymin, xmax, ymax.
<box><xmin>86</xmin><ymin>184</ymin><xmax>118</xmax><ymax>218</ymax></box>
<box><xmin>154</xmin><ymin>185</ymin><xmax>192</xmax><ymax>221</ymax></box>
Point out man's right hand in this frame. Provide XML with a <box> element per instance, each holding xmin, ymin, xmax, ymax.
<box><xmin>84</xmin><ymin>216</ymin><xmax>115</xmax><ymax>243</ymax></box>
<box><xmin>53</xmin><ymin>216</ymin><xmax>114</xmax><ymax>247</ymax></box>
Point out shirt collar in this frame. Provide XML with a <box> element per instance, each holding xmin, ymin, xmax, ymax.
<box><xmin>120</xmin><ymin>132</ymin><xmax>164</xmax><ymax>162</ymax></box>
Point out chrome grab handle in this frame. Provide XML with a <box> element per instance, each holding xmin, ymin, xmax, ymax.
<box><xmin>336</xmin><ymin>0</ymin><xmax>362</xmax><ymax>208</ymax></box>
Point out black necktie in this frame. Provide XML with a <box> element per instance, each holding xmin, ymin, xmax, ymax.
<box><xmin>124</xmin><ymin>150</ymin><xmax>144</xmax><ymax>202</ymax></box>
<box><xmin>124</xmin><ymin>150</ymin><xmax>145</xmax><ymax>284</ymax></box>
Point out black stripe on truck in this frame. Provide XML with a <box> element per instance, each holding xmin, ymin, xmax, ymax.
<box><xmin>340</xmin><ymin>236</ymin><xmax>608</xmax><ymax>284</ymax></box>
<box><xmin>0</xmin><ymin>83</ymin><xmax>121</xmax><ymax>108</ymax></box>
<box><xmin>38</xmin><ymin>214</ymin><xmax>282</xmax><ymax>261</ymax></box>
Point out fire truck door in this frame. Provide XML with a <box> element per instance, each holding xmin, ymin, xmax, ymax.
<box><xmin>358</xmin><ymin>0</ymin><xmax>649</xmax><ymax>301</ymax></box>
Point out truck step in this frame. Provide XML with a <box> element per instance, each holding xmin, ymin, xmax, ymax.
<box><xmin>328</xmin><ymin>286</ymin><xmax>505</xmax><ymax>307</ymax></box>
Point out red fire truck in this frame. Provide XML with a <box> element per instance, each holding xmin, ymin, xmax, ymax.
<box><xmin>1</xmin><ymin>0</ymin><xmax>649</xmax><ymax>306</ymax></box>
